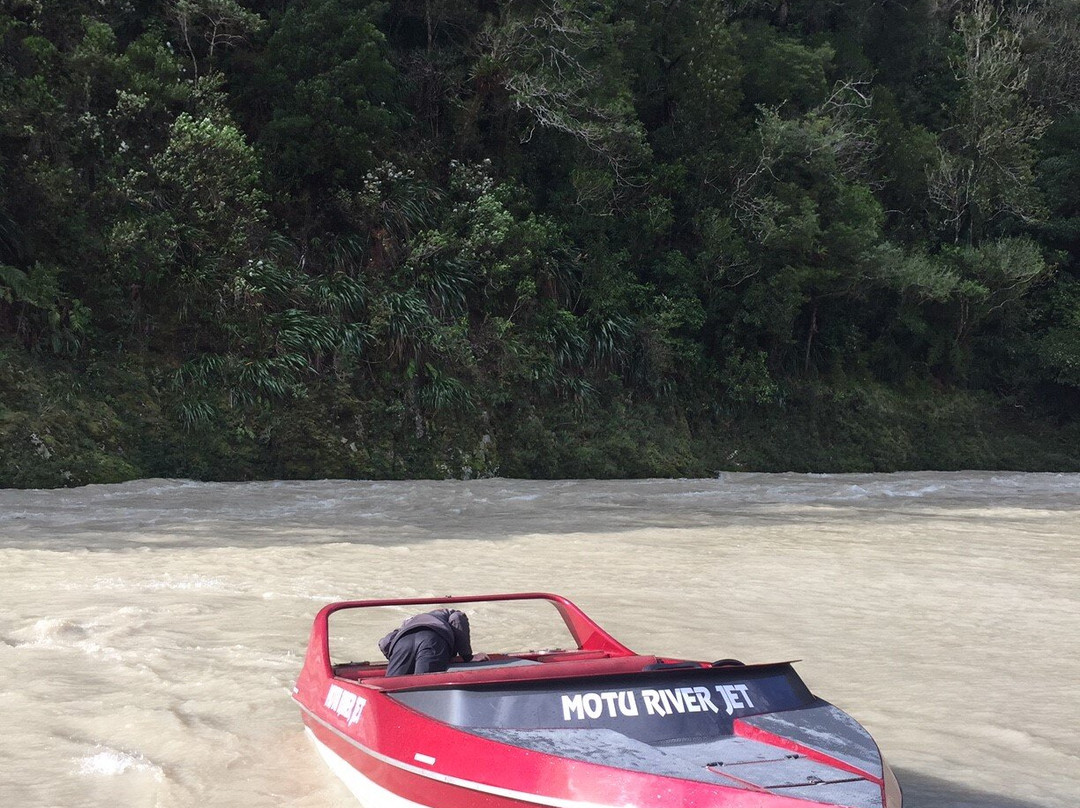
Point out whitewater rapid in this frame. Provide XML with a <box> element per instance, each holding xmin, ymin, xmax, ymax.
<box><xmin>1</xmin><ymin>472</ymin><xmax>1077</xmax><ymax>807</ymax></box>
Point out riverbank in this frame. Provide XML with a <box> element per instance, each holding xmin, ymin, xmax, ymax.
<box><xmin>3</xmin><ymin>347</ymin><xmax>1077</xmax><ymax>488</ymax></box>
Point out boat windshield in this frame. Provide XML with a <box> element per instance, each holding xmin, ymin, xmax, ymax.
<box><xmin>327</xmin><ymin>598</ymin><xmax>583</xmax><ymax>669</ymax></box>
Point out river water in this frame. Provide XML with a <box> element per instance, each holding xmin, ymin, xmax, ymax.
<box><xmin>1</xmin><ymin>472</ymin><xmax>1077</xmax><ymax>808</ymax></box>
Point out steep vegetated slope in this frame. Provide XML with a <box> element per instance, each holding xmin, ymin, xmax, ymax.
<box><xmin>1</xmin><ymin>0</ymin><xmax>1078</xmax><ymax>485</ymax></box>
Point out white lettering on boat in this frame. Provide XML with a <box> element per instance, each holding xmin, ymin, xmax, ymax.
<box><xmin>560</xmin><ymin>684</ymin><xmax>754</xmax><ymax>720</ymax></box>
<box><xmin>324</xmin><ymin>684</ymin><xmax>367</xmax><ymax>726</ymax></box>
<box><xmin>562</xmin><ymin>690</ymin><xmax>641</xmax><ymax>720</ymax></box>
<box><xmin>716</xmin><ymin>683</ymin><xmax>755</xmax><ymax>715</ymax></box>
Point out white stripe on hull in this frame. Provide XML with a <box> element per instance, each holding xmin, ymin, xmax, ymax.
<box><xmin>299</xmin><ymin>705</ymin><xmax>617</xmax><ymax>808</ymax></box>
<box><xmin>305</xmin><ymin>727</ymin><xmax>432</xmax><ymax>808</ymax></box>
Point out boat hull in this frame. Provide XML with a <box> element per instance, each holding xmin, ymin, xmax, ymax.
<box><xmin>300</xmin><ymin>701</ymin><xmax>884</xmax><ymax>808</ymax></box>
<box><xmin>294</xmin><ymin>593</ymin><xmax>900</xmax><ymax>808</ymax></box>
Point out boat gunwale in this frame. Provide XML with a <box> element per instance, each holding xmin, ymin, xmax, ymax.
<box><xmin>353</xmin><ymin>657</ymin><xmax>805</xmax><ymax>692</ymax></box>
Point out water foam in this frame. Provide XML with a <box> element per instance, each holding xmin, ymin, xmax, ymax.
<box><xmin>76</xmin><ymin>747</ymin><xmax>164</xmax><ymax>780</ymax></box>
<box><xmin>88</xmin><ymin>574</ymin><xmax>229</xmax><ymax>592</ymax></box>
<box><xmin>11</xmin><ymin>617</ymin><xmax>124</xmax><ymax>661</ymax></box>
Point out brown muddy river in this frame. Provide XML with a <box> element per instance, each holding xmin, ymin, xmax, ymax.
<box><xmin>1</xmin><ymin>472</ymin><xmax>1077</xmax><ymax>807</ymax></box>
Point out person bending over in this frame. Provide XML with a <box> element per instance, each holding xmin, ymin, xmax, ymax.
<box><xmin>378</xmin><ymin>608</ymin><xmax>486</xmax><ymax>676</ymax></box>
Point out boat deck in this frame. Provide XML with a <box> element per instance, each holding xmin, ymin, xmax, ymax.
<box><xmin>473</xmin><ymin>706</ymin><xmax>886</xmax><ymax>808</ymax></box>
<box><xmin>336</xmin><ymin>655</ymin><xmax>888</xmax><ymax>808</ymax></box>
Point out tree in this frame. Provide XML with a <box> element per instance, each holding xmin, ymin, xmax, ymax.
<box><xmin>170</xmin><ymin>0</ymin><xmax>262</xmax><ymax>79</ymax></box>
<box><xmin>928</xmin><ymin>0</ymin><xmax>1049</xmax><ymax>245</ymax></box>
<box><xmin>476</xmin><ymin>0</ymin><xmax>649</xmax><ymax>187</ymax></box>
<box><xmin>1012</xmin><ymin>0</ymin><xmax>1080</xmax><ymax>115</ymax></box>
<box><xmin>722</xmin><ymin>79</ymin><xmax>885</xmax><ymax>374</ymax></box>
<box><xmin>108</xmin><ymin>107</ymin><xmax>267</xmax><ymax>342</ymax></box>
<box><xmin>248</xmin><ymin>0</ymin><xmax>400</xmax><ymax>205</ymax></box>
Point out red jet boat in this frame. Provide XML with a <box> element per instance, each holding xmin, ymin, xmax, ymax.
<box><xmin>293</xmin><ymin>593</ymin><xmax>902</xmax><ymax>807</ymax></box>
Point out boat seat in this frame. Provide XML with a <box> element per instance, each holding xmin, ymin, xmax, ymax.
<box><xmin>363</xmin><ymin>653</ymin><xmax>661</xmax><ymax>691</ymax></box>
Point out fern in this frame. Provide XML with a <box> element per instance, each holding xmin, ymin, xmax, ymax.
<box><xmin>417</xmin><ymin>363</ymin><xmax>473</xmax><ymax>413</ymax></box>
<box><xmin>307</xmin><ymin>272</ymin><xmax>367</xmax><ymax>316</ymax></box>
<box><xmin>271</xmin><ymin>309</ymin><xmax>339</xmax><ymax>353</ymax></box>
<box><xmin>176</xmin><ymin>397</ymin><xmax>218</xmax><ymax>429</ymax></box>
<box><xmin>587</xmin><ymin>314</ymin><xmax>632</xmax><ymax>366</ymax></box>
<box><xmin>382</xmin><ymin>290</ymin><xmax>438</xmax><ymax>361</ymax></box>
<box><xmin>0</xmin><ymin>264</ymin><xmax>30</xmax><ymax>304</ymax></box>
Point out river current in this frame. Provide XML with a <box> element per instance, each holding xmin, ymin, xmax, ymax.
<box><xmin>1</xmin><ymin>472</ymin><xmax>1077</xmax><ymax>807</ymax></box>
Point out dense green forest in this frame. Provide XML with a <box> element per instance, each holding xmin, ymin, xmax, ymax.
<box><xmin>2</xmin><ymin>0</ymin><xmax>1078</xmax><ymax>487</ymax></box>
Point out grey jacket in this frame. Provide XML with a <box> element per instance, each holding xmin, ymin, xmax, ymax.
<box><xmin>378</xmin><ymin>608</ymin><xmax>474</xmax><ymax>661</ymax></box>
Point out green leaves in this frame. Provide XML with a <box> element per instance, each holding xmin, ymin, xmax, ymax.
<box><xmin>0</xmin><ymin>261</ymin><xmax>88</xmax><ymax>355</ymax></box>
<box><xmin>252</xmin><ymin>0</ymin><xmax>400</xmax><ymax>197</ymax></box>
<box><xmin>151</xmin><ymin>111</ymin><xmax>266</xmax><ymax>230</ymax></box>
<box><xmin>738</xmin><ymin>20</ymin><xmax>833</xmax><ymax>111</ymax></box>
<box><xmin>108</xmin><ymin>107</ymin><xmax>267</xmax><ymax>322</ymax></box>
